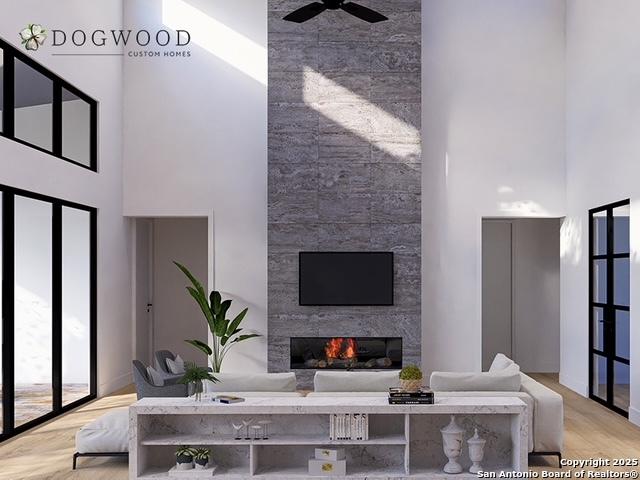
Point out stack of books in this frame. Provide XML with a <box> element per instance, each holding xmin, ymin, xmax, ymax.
<box><xmin>329</xmin><ymin>413</ymin><xmax>368</xmax><ymax>440</ymax></box>
<box><xmin>388</xmin><ymin>387</ymin><xmax>434</xmax><ymax>404</ymax></box>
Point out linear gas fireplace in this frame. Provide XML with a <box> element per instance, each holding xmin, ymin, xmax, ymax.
<box><xmin>290</xmin><ymin>337</ymin><xmax>402</xmax><ymax>370</ymax></box>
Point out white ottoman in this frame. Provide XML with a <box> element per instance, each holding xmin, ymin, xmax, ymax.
<box><xmin>73</xmin><ymin>408</ymin><xmax>129</xmax><ymax>469</ymax></box>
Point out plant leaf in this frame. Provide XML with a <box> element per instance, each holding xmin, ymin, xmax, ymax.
<box><xmin>226</xmin><ymin>308</ymin><xmax>248</xmax><ymax>336</ymax></box>
<box><xmin>220</xmin><ymin>299</ymin><xmax>232</xmax><ymax>318</ymax></box>
<box><xmin>210</xmin><ymin>291</ymin><xmax>222</xmax><ymax>314</ymax></box>
<box><xmin>174</xmin><ymin>261</ymin><xmax>206</xmax><ymax>297</ymax></box>
<box><xmin>185</xmin><ymin>339</ymin><xmax>212</xmax><ymax>356</ymax></box>
<box><xmin>215</xmin><ymin>319</ymin><xmax>229</xmax><ymax>338</ymax></box>
<box><xmin>187</xmin><ymin>286</ymin><xmax>213</xmax><ymax>325</ymax></box>
<box><xmin>231</xmin><ymin>333</ymin><xmax>261</xmax><ymax>344</ymax></box>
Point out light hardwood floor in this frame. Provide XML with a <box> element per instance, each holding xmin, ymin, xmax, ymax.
<box><xmin>0</xmin><ymin>376</ymin><xmax>638</xmax><ymax>479</ymax></box>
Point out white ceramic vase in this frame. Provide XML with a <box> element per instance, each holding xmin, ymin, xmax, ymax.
<box><xmin>440</xmin><ymin>415</ymin><xmax>464</xmax><ymax>474</ymax></box>
<box><xmin>467</xmin><ymin>428</ymin><xmax>487</xmax><ymax>474</ymax></box>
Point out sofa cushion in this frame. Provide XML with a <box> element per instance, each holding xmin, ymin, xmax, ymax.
<box><xmin>314</xmin><ymin>371</ymin><xmax>400</xmax><ymax>392</ymax></box>
<box><xmin>204</xmin><ymin>372</ymin><xmax>297</xmax><ymax>393</ymax></box>
<box><xmin>166</xmin><ymin>354</ymin><xmax>185</xmax><ymax>374</ymax></box>
<box><xmin>520</xmin><ymin>373</ymin><xmax>564</xmax><ymax>452</ymax></box>
<box><xmin>489</xmin><ymin>353</ymin><xmax>516</xmax><ymax>372</ymax></box>
<box><xmin>430</xmin><ymin>365</ymin><xmax>521</xmax><ymax>392</ymax></box>
<box><xmin>146</xmin><ymin>366</ymin><xmax>165</xmax><ymax>386</ymax></box>
<box><xmin>75</xmin><ymin>408</ymin><xmax>129</xmax><ymax>453</ymax></box>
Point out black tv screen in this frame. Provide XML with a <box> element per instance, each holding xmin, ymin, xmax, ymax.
<box><xmin>299</xmin><ymin>252</ymin><xmax>394</xmax><ymax>306</ymax></box>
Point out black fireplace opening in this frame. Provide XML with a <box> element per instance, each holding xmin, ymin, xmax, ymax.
<box><xmin>290</xmin><ymin>337</ymin><xmax>402</xmax><ymax>370</ymax></box>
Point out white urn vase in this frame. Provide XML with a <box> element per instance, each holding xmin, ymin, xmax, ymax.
<box><xmin>440</xmin><ymin>415</ymin><xmax>464</xmax><ymax>474</ymax></box>
<box><xmin>467</xmin><ymin>428</ymin><xmax>487</xmax><ymax>474</ymax></box>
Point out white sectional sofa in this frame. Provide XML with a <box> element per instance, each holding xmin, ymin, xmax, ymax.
<box><xmin>430</xmin><ymin>354</ymin><xmax>563</xmax><ymax>462</ymax></box>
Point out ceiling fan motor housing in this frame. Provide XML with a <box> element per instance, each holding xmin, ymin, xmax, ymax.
<box><xmin>323</xmin><ymin>0</ymin><xmax>344</xmax><ymax>9</ymax></box>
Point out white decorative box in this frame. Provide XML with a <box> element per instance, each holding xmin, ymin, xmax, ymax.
<box><xmin>309</xmin><ymin>458</ymin><xmax>347</xmax><ymax>476</ymax></box>
<box><xmin>315</xmin><ymin>447</ymin><xmax>346</xmax><ymax>461</ymax></box>
<box><xmin>168</xmin><ymin>465</ymin><xmax>217</xmax><ymax>477</ymax></box>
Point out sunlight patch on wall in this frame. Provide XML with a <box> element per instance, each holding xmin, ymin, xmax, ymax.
<box><xmin>303</xmin><ymin>67</ymin><xmax>420</xmax><ymax>160</ymax></box>
<box><xmin>560</xmin><ymin>216</ymin><xmax>582</xmax><ymax>266</ymax></box>
<box><xmin>498</xmin><ymin>200</ymin><xmax>550</xmax><ymax>216</ymax></box>
<box><xmin>162</xmin><ymin>0</ymin><xmax>267</xmax><ymax>85</ymax></box>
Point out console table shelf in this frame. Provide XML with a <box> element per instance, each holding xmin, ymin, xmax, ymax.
<box><xmin>130</xmin><ymin>396</ymin><xmax>527</xmax><ymax>480</ymax></box>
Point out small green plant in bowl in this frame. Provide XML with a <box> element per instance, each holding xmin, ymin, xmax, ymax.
<box><xmin>175</xmin><ymin>445</ymin><xmax>196</xmax><ymax>470</ymax></box>
<box><xmin>399</xmin><ymin>365</ymin><xmax>423</xmax><ymax>393</ymax></box>
<box><xmin>179</xmin><ymin>362</ymin><xmax>218</xmax><ymax>402</ymax></box>
<box><xmin>193</xmin><ymin>448</ymin><xmax>211</xmax><ymax>469</ymax></box>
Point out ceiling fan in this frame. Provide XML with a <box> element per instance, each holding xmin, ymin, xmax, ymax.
<box><xmin>283</xmin><ymin>0</ymin><xmax>388</xmax><ymax>24</ymax></box>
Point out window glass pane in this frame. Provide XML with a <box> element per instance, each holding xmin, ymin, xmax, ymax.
<box><xmin>62</xmin><ymin>89</ymin><xmax>91</xmax><ymax>166</ymax></box>
<box><xmin>0</xmin><ymin>48</ymin><xmax>4</xmax><ymax>132</ymax></box>
<box><xmin>593</xmin><ymin>259</ymin><xmax>607</xmax><ymax>303</ymax></box>
<box><xmin>14</xmin><ymin>196</ymin><xmax>53</xmax><ymax>427</ymax></box>
<box><xmin>613</xmin><ymin>258</ymin><xmax>629</xmax><ymax>306</ymax></box>
<box><xmin>62</xmin><ymin>207</ymin><xmax>91</xmax><ymax>405</ymax></box>
<box><xmin>592</xmin><ymin>213</ymin><xmax>607</xmax><ymax>256</ymax></box>
<box><xmin>613</xmin><ymin>204</ymin><xmax>630</xmax><ymax>254</ymax></box>
<box><xmin>592</xmin><ymin>353</ymin><xmax>607</xmax><ymax>401</ymax></box>
<box><xmin>616</xmin><ymin>310</ymin><xmax>630</xmax><ymax>361</ymax></box>
<box><xmin>614</xmin><ymin>361</ymin><xmax>629</xmax><ymax>412</ymax></box>
<box><xmin>14</xmin><ymin>59</ymin><xmax>53</xmax><ymax>152</ymax></box>
<box><xmin>593</xmin><ymin>307</ymin><xmax>604</xmax><ymax>351</ymax></box>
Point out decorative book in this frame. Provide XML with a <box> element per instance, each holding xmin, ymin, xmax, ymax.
<box><xmin>329</xmin><ymin>413</ymin><xmax>368</xmax><ymax>440</ymax></box>
<box><xmin>214</xmin><ymin>395</ymin><xmax>245</xmax><ymax>404</ymax></box>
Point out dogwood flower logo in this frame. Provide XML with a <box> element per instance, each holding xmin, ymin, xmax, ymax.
<box><xmin>19</xmin><ymin>24</ymin><xmax>47</xmax><ymax>51</ymax></box>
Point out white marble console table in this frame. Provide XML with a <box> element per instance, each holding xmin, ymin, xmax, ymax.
<box><xmin>129</xmin><ymin>396</ymin><xmax>527</xmax><ymax>479</ymax></box>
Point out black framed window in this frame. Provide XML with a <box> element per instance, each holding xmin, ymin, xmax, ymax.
<box><xmin>0</xmin><ymin>38</ymin><xmax>97</xmax><ymax>171</ymax></box>
<box><xmin>589</xmin><ymin>199</ymin><xmax>630</xmax><ymax>417</ymax></box>
<box><xmin>0</xmin><ymin>184</ymin><xmax>97</xmax><ymax>441</ymax></box>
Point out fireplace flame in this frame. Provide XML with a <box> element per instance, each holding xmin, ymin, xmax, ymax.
<box><xmin>324</xmin><ymin>337</ymin><xmax>358</xmax><ymax>361</ymax></box>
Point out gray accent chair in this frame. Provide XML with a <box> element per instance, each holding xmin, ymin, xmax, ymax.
<box><xmin>154</xmin><ymin>350</ymin><xmax>184</xmax><ymax>384</ymax></box>
<box><xmin>132</xmin><ymin>360</ymin><xmax>187</xmax><ymax>400</ymax></box>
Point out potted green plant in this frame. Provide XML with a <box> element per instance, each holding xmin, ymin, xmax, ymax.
<box><xmin>399</xmin><ymin>365</ymin><xmax>423</xmax><ymax>393</ymax></box>
<box><xmin>193</xmin><ymin>448</ymin><xmax>211</xmax><ymax>470</ymax></box>
<box><xmin>179</xmin><ymin>362</ymin><xmax>218</xmax><ymax>402</ymax></box>
<box><xmin>175</xmin><ymin>445</ymin><xmax>196</xmax><ymax>470</ymax></box>
<box><xmin>175</xmin><ymin>262</ymin><xmax>261</xmax><ymax>373</ymax></box>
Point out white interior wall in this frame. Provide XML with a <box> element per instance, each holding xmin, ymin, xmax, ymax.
<box><xmin>123</xmin><ymin>0</ymin><xmax>268</xmax><ymax>372</ymax></box>
<box><xmin>563</xmin><ymin>0</ymin><xmax>640</xmax><ymax>424</ymax></box>
<box><xmin>0</xmin><ymin>1</ymin><xmax>130</xmax><ymax>396</ymax></box>
<box><xmin>421</xmin><ymin>0</ymin><xmax>566</xmax><ymax>374</ymax></box>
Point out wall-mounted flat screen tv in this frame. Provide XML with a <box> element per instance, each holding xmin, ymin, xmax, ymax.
<box><xmin>299</xmin><ymin>252</ymin><xmax>394</xmax><ymax>306</ymax></box>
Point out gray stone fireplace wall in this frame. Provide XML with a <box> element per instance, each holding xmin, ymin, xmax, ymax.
<box><xmin>267</xmin><ymin>0</ymin><xmax>421</xmax><ymax>387</ymax></box>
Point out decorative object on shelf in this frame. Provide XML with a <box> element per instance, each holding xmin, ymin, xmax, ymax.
<box><xmin>242</xmin><ymin>418</ymin><xmax>253</xmax><ymax>440</ymax></box>
<box><xmin>309</xmin><ymin>448</ymin><xmax>347</xmax><ymax>476</ymax></box>
<box><xmin>388</xmin><ymin>387</ymin><xmax>434</xmax><ymax>404</ymax></box>
<box><xmin>399</xmin><ymin>364</ymin><xmax>423</xmax><ymax>393</ymax></box>
<box><xmin>315</xmin><ymin>447</ymin><xmax>346</xmax><ymax>461</ymax></box>
<box><xmin>440</xmin><ymin>415</ymin><xmax>464</xmax><ymax>474</ymax></box>
<box><xmin>467</xmin><ymin>428</ymin><xmax>487</xmax><ymax>474</ymax></box>
<box><xmin>231</xmin><ymin>422</ymin><xmax>243</xmax><ymax>440</ymax></box>
<box><xmin>193</xmin><ymin>448</ymin><xmax>211</xmax><ymax>470</ymax></box>
<box><xmin>179</xmin><ymin>362</ymin><xmax>217</xmax><ymax>402</ymax></box>
<box><xmin>175</xmin><ymin>262</ymin><xmax>261</xmax><ymax>373</ymax></box>
<box><xmin>258</xmin><ymin>420</ymin><xmax>272</xmax><ymax>439</ymax></box>
<box><xmin>329</xmin><ymin>413</ymin><xmax>368</xmax><ymax>440</ymax></box>
<box><xmin>251</xmin><ymin>425</ymin><xmax>263</xmax><ymax>440</ymax></box>
<box><xmin>175</xmin><ymin>445</ymin><xmax>196</xmax><ymax>470</ymax></box>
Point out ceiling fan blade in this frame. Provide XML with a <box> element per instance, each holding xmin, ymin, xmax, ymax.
<box><xmin>283</xmin><ymin>2</ymin><xmax>327</xmax><ymax>23</ymax></box>
<box><xmin>341</xmin><ymin>2</ymin><xmax>388</xmax><ymax>23</ymax></box>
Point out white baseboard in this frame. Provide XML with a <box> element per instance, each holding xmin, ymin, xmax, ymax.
<box><xmin>629</xmin><ymin>406</ymin><xmax>640</xmax><ymax>427</ymax></box>
<box><xmin>98</xmin><ymin>371</ymin><xmax>133</xmax><ymax>397</ymax></box>
<box><xmin>559</xmin><ymin>372</ymin><xmax>588</xmax><ymax>397</ymax></box>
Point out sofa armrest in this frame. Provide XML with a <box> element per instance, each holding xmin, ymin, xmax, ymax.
<box><xmin>519</xmin><ymin>374</ymin><xmax>563</xmax><ymax>453</ymax></box>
